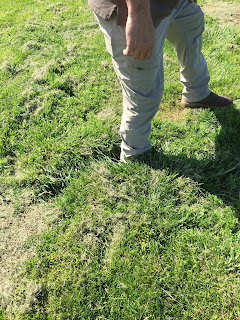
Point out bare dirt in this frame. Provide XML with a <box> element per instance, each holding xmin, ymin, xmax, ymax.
<box><xmin>201</xmin><ymin>0</ymin><xmax>240</xmax><ymax>26</ymax></box>
<box><xmin>0</xmin><ymin>188</ymin><xmax>58</xmax><ymax>315</ymax></box>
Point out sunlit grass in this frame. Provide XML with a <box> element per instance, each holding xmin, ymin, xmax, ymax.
<box><xmin>0</xmin><ymin>0</ymin><xmax>239</xmax><ymax>319</ymax></box>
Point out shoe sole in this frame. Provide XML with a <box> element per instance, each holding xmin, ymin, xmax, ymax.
<box><xmin>181</xmin><ymin>101</ymin><xmax>233</xmax><ymax>109</ymax></box>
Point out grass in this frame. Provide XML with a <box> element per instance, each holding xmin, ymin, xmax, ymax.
<box><xmin>0</xmin><ymin>0</ymin><xmax>240</xmax><ymax>319</ymax></box>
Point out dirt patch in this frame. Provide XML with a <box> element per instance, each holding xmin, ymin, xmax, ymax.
<box><xmin>157</xmin><ymin>107</ymin><xmax>190</xmax><ymax>123</ymax></box>
<box><xmin>0</xmin><ymin>189</ymin><xmax>58</xmax><ymax>316</ymax></box>
<box><xmin>201</xmin><ymin>0</ymin><xmax>240</xmax><ymax>26</ymax></box>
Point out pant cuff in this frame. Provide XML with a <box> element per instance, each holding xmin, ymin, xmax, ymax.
<box><xmin>182</xmin><ymin>88</ymin><xmax>211</xmax><ymax>103</ymax></box>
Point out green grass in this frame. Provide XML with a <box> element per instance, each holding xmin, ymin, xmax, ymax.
<box><xmin>0</xmin><ymin>0</ymin><xmax>240</xmax><ymax>319</ymax></box>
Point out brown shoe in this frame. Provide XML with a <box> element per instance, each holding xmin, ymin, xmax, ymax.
<box><xmin>181</xmin><ymin>92</ymin><xmax>233</xmax><ymax>109</ymax></box>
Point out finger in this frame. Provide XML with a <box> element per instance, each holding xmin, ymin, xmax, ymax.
<box><xmin>138</xmin><ymin>49</ymin><xmax>149</xmax><ymax>60</ymax></box>
<box><xmin>145</xmin><ymin>47</ymin><xmax>153</xmax><ymax>59</ymax></box>
<box><xmin>132</xmin><ymin>48</ymin><xmax>141</xmax><ymax>60</ymax></box>
<box><xmin>123</xmin><ymin>45</ymin><xmax>134</xmax><ymax>56</ymax></box>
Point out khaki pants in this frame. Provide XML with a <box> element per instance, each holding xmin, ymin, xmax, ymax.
<box><xmin>95</xmin><ymin>0</ymin><xmax>211</xmax><ymax>160</ymax></box>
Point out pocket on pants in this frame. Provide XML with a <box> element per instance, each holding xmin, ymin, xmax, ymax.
<box><xmin>126</xmin><ymin>56</ymin><xmax>162</xmax><ymax>97</ymax></box>
<box><xmin>95</xmin><ymin>12</ymin><xmax>126</xmax><ymax>58</ymax></box>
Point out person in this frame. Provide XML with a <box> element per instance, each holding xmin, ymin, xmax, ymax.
<box><xmin>88</xmin><ymin>0</ymin><xmax>233</xmax><ymax>161</ymax></box>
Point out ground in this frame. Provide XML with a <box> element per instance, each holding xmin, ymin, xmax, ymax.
<box><xmin>0</xmin><ymin>0</ymin><xmax>239</xmax><ymax>318</ymax></box>
<box><xmin>0</xmin><ymin>188</ymin><xmax>58</xmax><ymax>314</ymax></box>
<box><xmin>202</xmin><ymin>0</ymin><xmax>240</xmax><ymax>27</ymax></box>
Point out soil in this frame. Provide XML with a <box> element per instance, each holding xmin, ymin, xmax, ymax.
<box><xmin>0</xmin><ymin>189</ymin><xmax>58</xmax><ymax>315</ymax></box>
<box><xmin>201</xmin><ymin>0</ymin><xmax>240</xmax><ymax>26</ymax></box>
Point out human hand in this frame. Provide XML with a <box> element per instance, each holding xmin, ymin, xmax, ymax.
<box><xmin>123</xmin><ymin>12</ymin><xmax>155</xmax><ymax>60</ymax></box>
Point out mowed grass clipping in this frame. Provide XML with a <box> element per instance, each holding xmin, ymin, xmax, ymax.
<box><xmin>0</xmin><ymin>0</ymin><xmax>240</xmax><ymax>319</ymax></box>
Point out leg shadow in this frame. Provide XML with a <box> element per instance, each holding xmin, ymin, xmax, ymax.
<box><xmin>136</xmin><ymin>104</ymin><xmax>240</xmax><ymax>217</ymax></box>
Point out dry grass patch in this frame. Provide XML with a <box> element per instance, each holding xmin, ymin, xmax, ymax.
<box><xmin>201</xmin><ymin>0</ymin><xmax>240</xmax><ymax>26</ymax></box>
<box><xmin>0</xmin><ymin>190</ymin><xmax>58</xmax><ymax>316</ymax></box>
<box><xmin>156</xmin><ymin>106</ymin><xmax>190</xmax><ymax>123</ymax></box>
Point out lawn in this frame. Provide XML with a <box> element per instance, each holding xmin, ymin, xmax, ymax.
<box><xmin>0</xmin><ymin>0</ymin><xmax>240</xmax><ymax>319</ymax></box>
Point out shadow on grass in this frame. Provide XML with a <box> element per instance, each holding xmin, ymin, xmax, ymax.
<box><xmin>135</xmin><ymin>104</ymin><xmax>240</xmax><ymax>218</ymax></box>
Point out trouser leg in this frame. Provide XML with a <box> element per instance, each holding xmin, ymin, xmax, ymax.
<box><xmin>166</xmin><ymin>0</ymin><xmax>211</xmax><ymax>103</ymax></box>
<box><xmin>117</xmin><ymin>59</ymin><xmax>164</xmax><ymax>159</ymax></box>
<box><xmin>95</xmin><ymin>12</ymin><xmax>169</xmax><ymax>159</ymax></box>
